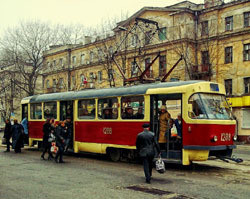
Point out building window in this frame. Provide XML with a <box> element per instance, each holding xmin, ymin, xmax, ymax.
<box><xmin>108</xmin><ymin>69</ymin><xmax>114</xmax><ymax>81</ymax></box>
<box><xmin>131</xmin><ymin>34</ymin><xmax>138</xmax><ymax>46</ymax></box>
<box><xmin>159</xmin><ymin>55</ymin><xmax>166</xmax><ymax>76</ymax></box>
<box><xmin>46</xmin><ymin>80</ymin><xmax>50</xmax><ymax>89</ymax></box>
<box><xmin>244</xmin><ymin>77</ymin><xmax>250</xmax><ymax>94</ymax></box>
<box><xmin>201</xmin><ymin>51</ymin><xmax>209</xmax><ymax>65</ymax></box>
<box><xmin>109</xmin><ymin>46</ymin><xmax>113</xmax><ymax>55</ymax></box>
<box><xmin>158</xmin><ymin>27</ymin><xmax>166</xmax><ymax>41</ymax></box>
<box><xmin>53</xmin><ymin>60</ymin><xmax>56</xmax><ymax>67</ymax></box>
<box><xmin>225</xmin><ymin>16</ymin><xmax>233</xmax><ymax>31</ymax></box>
<box><xmin>98</xmin><ymin>71</ymin><xmax>102</xmax><ymax>82</ymax></box>
<box><xmin>242</xmin><ymin>109</ymin><xmax>250</xmax><ymax>128</ymax></box>
<box><xmin>224</xmin><ymin>79</ymin><xmax>232</xmax><ymax>96</ymax></box>
<box><xmin>81</xmin><ymin>54</ymin><xmax>85</xmax><ymax>64</ymax></box>
<box><xmin>90</xmin><ymin>52</ymin><xmax>94</xmax><ymax>63</ymax></box>
<box><xmin>58</xmin><ymin>78</ymin><xmax>64</xmax><ymax>89</ymax></box>
<box><xmin>225</xmin><ymin>47</ymin><xmax>233</xmax><ymax>64</ymax></box>
<box><xmin>201</xmin><ymin>21</ymin><xmax>208</xmax><ymax>36</ymax></box>
<box><xmin>244</xmin><ymin>12</ymin><xmax>250</xmax><ymax>27</ymax></box>
<box><xmin>52</xmin><ymin>79</ymin><xmax>56</xmax><ymax>88</ymax></box>
<box><xmin>131</xmin><ymin>61</ymin><xmax>138</xmax><ymax>77</ymax></box>
<box><xmin>145</xmin><ymin>31</ymin><xmax>151</xmax><ymax>45</ymax></box>
<box><xmin>72</xmin><ymin>56</ymin><xmax>76</xmax><ymax>65</ymax></box>
<box><xmin>98</xmin><ymin>49</ymin><xmax>103</xmax><ymax>62</ymax></box>
<box><xmin>59</xmin><ymin>58</ymin><xmax>64</xmax><ymax>67</ymax></box>
<box><xmin>243</xmin><ymin>43</ymin><xmax>250</xmax><ymax>61</ymax></box>
<box><xmin>145</xmin><ymin>58</ymin><xmax>153</xmax><ymax>78</ymax></box>
<box><xmin>170</xmin><ymin>78</ymin><xmax>179</xmax><ymax>82</ymax></box>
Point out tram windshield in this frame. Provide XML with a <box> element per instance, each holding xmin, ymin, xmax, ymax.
<box><xmin>188</xmin><ymin>93</ymin><xmax>234</xmax><ymax>120</ymax></box>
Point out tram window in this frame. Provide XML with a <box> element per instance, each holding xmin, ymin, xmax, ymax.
<box><xmin>78</xmin><ymin>99</ymin><xmax>95</xmax><ymax>119</ymax></box>
<box><xmin>98</xmin><ymin>98</ymin><xmax>118</xmax><ymax>120</ymax></box>
<box><xmin>121</xmin><ymin>96</ymin><xmax>144</xmax><ymax>120</ymax></box>
<box><xmin>44</xmin><ymin>102</ymin><xmax>57</xmax><ymax>119</ymax></box>
<box><xmin>30</xmin><ymin>103</ymin><xmax>42</xmax><ymax>119</ymax></box>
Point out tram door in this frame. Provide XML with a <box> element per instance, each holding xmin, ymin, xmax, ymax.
<box><xmin>60</xmin><ymin>101</ymin><xmax>74</xmax><ymax>151</ymax></box>
<box><xmin>150</xmin><ymin>94</ymin><xmax>182</xmax><ymax>160</ymax></box>
<box><xmin>22</xmin><ymin>104</ymin><xmax>29</xmax><ymax>144</ymax></box>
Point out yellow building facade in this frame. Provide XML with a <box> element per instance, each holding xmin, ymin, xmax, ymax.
<box><xmin>42</xmin><ymin>0</ymin><xmax>250</xmax><ymax>143</ymax></box>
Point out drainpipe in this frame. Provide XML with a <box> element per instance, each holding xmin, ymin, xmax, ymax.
<box><xmin>194</xmin><ymin>11</ymin><xmax>199</xmax><ymax>76</ymax></box>
<box><xmin>67</xmin><ymin>48</ymin><xmax>71</xmax><ymax>91</ymax></box>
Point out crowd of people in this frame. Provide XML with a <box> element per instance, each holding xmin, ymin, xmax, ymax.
<box><xmin>40</xmin><ymin>117</ymin><xmax>73</xmax><ymax>163</ymax></box>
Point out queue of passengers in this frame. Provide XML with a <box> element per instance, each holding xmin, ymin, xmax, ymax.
<box><xmin>40</xmin><ymin>117</ymin><xmax>73</xmax><ymax>163</ymax></box>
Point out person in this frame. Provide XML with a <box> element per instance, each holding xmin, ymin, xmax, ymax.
<box><xmin>102</xmin><ymin>107</ymin><xmax>112</xmax><ymax>119</ymax></box>
<box><xmin>11</xmin><ymin>119</ymin><xmax>24</xmax><ymax>153</ymax></box>
<box><xmin>174</xmin><ymin>113</ymin><xmax>182</xmax><ymax>139</ymax></box>
<box><xmin>3</xmin><ymin>119</ymin><xmax>12</xmax><ymax>152</ymax></box>
<box><xmin>134</xmin><ymin>107</ymin><xmax>144</xmax><ymax>119</ymax></box>
<box><xmin>21</xmin><ymin>116</ymin><xmax>28</xmax><ymax>145</ymax></box>
<box><xmin>124</xmin><ymin>107</ymin><xmax>135</xmax><ymax>119</ymax></box>
<box><xmin>136</xmin><ymin>123</ymin><xmax>160</xmax><ymax>184</ymax></box>
<box><xmin>54</xmin><ymin>121</ymin><xmax>66</xmax><ymax>163</ymax></box>
<box><xmin>158</xmin><ymin>105</ymin><xmax>171</xmax><ymax>148</ymax></box>
<box><xmin>41</xmin><ymin>118</ymin><xmax>54</xmax><ymax>160</ymax></box>
<box><xmin>64</xmin><ymin>117</ymin><xmax>73</xmax><ymax>152</ymax></box>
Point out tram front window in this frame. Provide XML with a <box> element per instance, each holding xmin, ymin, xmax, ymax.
<box><xmin>188</xmin><ymin>93</ymin><xmax>233</xmax><ymax>120</ymax></box>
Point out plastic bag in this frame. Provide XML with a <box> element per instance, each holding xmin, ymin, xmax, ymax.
<box><xmin>155</xmin><ymin>156</ymin><xmax>165</xmax><ymax>174</ymax></box>
<box><xmin>50</xmin><ymin>142</ymin><xmax>58</xmax><ymax>153</ymax></box>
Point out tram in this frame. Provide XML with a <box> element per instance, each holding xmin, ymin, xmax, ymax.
<box><xmin>21</xmin><ymin>80</ymin><xmax>237</xmax><ymax>165</ymax></box>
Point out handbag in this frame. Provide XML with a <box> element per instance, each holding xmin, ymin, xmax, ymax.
<box><xmin>155</xmin><ymin>156</ymin><xmax>165</xmax><ymax>174</ymax></box>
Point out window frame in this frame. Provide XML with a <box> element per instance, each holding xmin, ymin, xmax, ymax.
<box><xmin>78</xmin><ymin>99</ymin><xmax>96</xmax><ymax>120</ymax></box>
<box><xmin>225</xmin><ymin>46</ymin><xmax>233</xmax><ymax>64</ymax></box>
<box><xmin>244</xmin><ymin>77</ymin><xmax>250</xmax><ymax>94</ymax></box>
<box><xmin>244</xmin><ymin>12</ymin><xmax>250</xmax><ymax>28</ymax></box>
<box><xmin>30</xmin><ymin>103</ymin><xmax>42</xmax><ymax>120</ymax></box>
<box><xmin>159</xmin><ymin>55</ymin><xmax>166</xmax><ymax>76</ymax></box>
<box><xmin>98</xmin><ymin>97</ymin><xmax>118</xmax><ymax>120</ymax></box>
<box><xmin>224</xmin><ymin>79</ymin><xmax>232</xmax><ymax>96</ymax></box>
<box><xmin>158</xmin><ymin>27</ymin><xmax>167</xmax><ymax>41</ymax></box>
<box><xmin>225</xmin><ymin>16</ymin><xmax>233</xmax><ymax>31</ymax></box>
<box><xmin>243</xmin><ymin>43</ymin><xmax>250</xmax><ymax>61</ymax></box>
<box><xmin>201</xmin><ymin>21</ymin><xmax>208</xmax><ymax>36</ymax></box>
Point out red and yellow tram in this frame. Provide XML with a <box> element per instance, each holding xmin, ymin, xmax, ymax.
<box><xmin>21</xmin><ymin>81</ymin><xmax>236</xmax><ymax>165</ymax></box>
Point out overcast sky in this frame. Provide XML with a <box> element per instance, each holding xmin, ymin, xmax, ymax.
<box><xmin>0</xmin><ymin>0</ymin><xmax>206</xmax><ymax>34</ymax></box>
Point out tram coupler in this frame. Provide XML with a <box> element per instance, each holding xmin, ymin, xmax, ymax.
<box><xmin>217</xmin><ymin>155</ymin><xmax>243</xmax><ymax>163</ymax></box>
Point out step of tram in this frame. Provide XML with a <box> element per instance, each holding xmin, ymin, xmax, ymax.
<box><xmin>160</xmin><ymin>150</ymin><xmax>182</xmax><ymax>159</ymax></box>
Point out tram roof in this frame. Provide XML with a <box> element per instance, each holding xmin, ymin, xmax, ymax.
<box><xmin>22</xmin><ymin>80</ymin><xmax>204</xmax><ymax>103</ymax></box>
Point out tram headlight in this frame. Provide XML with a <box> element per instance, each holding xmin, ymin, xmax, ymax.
<box><xmin>233</xmin><ymin>134</ymin><xmax>237</xmax><ymax>141</ymax></box>
<box><xmin>211</xmin><ymin>135</ymin><xmax>218</xmax><ymax>142</ymax></box>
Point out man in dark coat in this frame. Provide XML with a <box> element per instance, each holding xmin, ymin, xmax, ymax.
<box><xmin>3</xmin><ymin>119</ymin><xmax>12</xmax><ymax>152</ymax></box>
<box><xmin>41</xmin><ymin>118</ymin><xmax>54</xmax><ymax>160</ymax></box>
<box><xmin>64</xmin><ymin>116</ymin><xmax>73</xmax><ymax>152</ymax></box>
<box><xmin>136</xmin><ymin>123</ymin><xmax>160</xmax><ymax>184</ymax></box>
<box><xmin>54</xmin><ymin>121</ymin><xmax>66</xmax><ymax>163</ymax></box>
<box><xmin>11</xmin><ymin>119</ymin><xmax>24</xmax><ymax>153</ymax></box>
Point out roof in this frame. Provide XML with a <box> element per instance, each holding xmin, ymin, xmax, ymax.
<box><xmin>22</xmin><ymin>80</ymin><xmax>203</xmax><ymax>104</ymax></box>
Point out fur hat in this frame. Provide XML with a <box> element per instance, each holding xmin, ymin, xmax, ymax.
<box><xmin>142</xmin><ymin>123</ymin><xmax>150</xmax><ymax>128</ymax></box>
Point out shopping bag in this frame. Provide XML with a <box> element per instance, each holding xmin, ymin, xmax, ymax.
<box><xmin>50</xmin><ymin>142</ymin><xmax>58</xmax><ymax>153</ymax></box>
<box><xmin>155</xmin><ymin>156</ymin><xmax>165</xmax><ymax>174</ymax></box>
<box><xmin>2</xmin><ymin>137</ymin><xmax>6</xmax><ymax>145</ymax></box>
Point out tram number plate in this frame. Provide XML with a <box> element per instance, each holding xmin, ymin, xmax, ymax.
<box><xmin>103</xmin><ymin>127</ymin><xmax>112</xmax><ymax>135</ymax></box>
<box><xmin>221</xmin><ymin>133</ymin><xmax>231</xmax><ymax>141</ymax></box>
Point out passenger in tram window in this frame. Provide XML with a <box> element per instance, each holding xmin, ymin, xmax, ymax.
<box><xmin>112</xmin><ymin>108</ymin><xmax>118</xmax><ymax>119</ymax></box>
<box><xmin>102</xmin><ymin>107</ymin><xmax>112</xmax><ymax>119</ymax></box>
<box><xmin>44</xmin><ymin>109</ymin><xmax>50</xmax><ymax>119</ymax></box>
<box><xmin>174</xmin><ymin>113</ymin><xmax>182</xmax><ymax>139</ymax></box>
<box><xmin>124</xmin><ymin>106</ymin><xmax>135</xmax><ymax>119</ymax></box>
<box><xmin>158</xmin><ymin>105</ymin><xmax>171</xmax><ymax>148</ymax></box>
<box><xmin>134</xmin><ymin>107</ymin><xmax>144</xmax><ymax>119</ymax></box>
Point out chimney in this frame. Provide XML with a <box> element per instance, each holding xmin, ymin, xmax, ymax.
<box><xmin>84</xmin><ymin>36</ymin><xmax>92</xmax><ymax>44</ymax></box>
<box><xmin>204</xmin><ymin>0</ymin><xmax>224</xmax><ymax>9</ymax></box>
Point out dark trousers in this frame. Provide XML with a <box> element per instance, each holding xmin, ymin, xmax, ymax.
<box><xmin>55</xmin><ymin>146</ymin><xmax>64</xmax><ymax>162</ymax></box>
<box><xmin>41</xmin><ymin>143</ymin><xmax>53</xmax><ymax>159</ymax></box>
<box><xmin>6</xmin><ymin>137</ymin><xmax>11</xmax><ymax>151</ymax></box>
<box><xmin>142</xmin><ymin>156</ymin><xmax>154</xmax><ymax>182</ymax></box>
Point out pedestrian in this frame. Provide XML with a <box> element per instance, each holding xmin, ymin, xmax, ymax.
<box><xmin>41</xmin><ymin>118</ymin><xmax>54</xmax><ymax>160</ymax></box>
<box><xmin>64</xmin><ymin>116</ymin><xmax>73</xmax><ymax>152</ymax></box>
<box><xmin>11</xmin><ymin>119</ymin><xmax>24</xmax><ymax>153</ymax></box>
<box><xmin>136</xmin><ymin>123</ymin><xmax>160</xmax><ymax>184</ymax></box>
<box><xmin>3</xmin><ymin>119</ymin><xmax>12</xmax><ymax>152</ymax></box>
<box><xmin>54</xmin><ymin>121</ymin><xmax>66</xmax><ymax>163</ymax></box>
<box><xmin>158</xmin><ymin>105</ymin><xmax>171</xmax><ymax>149</ymax></box>
<box><xmin>21</xmin><ymin>116</ymin><xmax>28</xmax><ymax>145</ymax></box>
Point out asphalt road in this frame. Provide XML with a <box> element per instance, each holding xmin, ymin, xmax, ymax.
<box><xmin>0</xmin><ymin>143</ymin><xmax>249</xmax><ymax>199</ymax></box>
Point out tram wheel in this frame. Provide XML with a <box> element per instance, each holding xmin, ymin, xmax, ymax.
<box><xmin>108</xmin><ymin>148</ymin><xmax>121</xmax><ymax>162</ymax></box>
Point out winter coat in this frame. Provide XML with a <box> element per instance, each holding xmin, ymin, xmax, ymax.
<box><xmin>42</xmin><ymin>122</ymin><xmax>51</xmax><ymax>147</ymax></box>
<box><xmin>4</xmin><ymin>122</ymin><xmax>12</xmax><ymax>139</ymax></box>
<box><xmin>159</xmin><ymin>112</ymin><xmax>170</xmax><ymax>143</ymax></box>
<box><xmin>136</xmin><ymin>130</ymin><xmax>160</xmax><ymax>158</ymax></box>
<box><xmin>11</xmin><ymin>124</ymin><xmax>24</xmax><ymax>149</ymax></box>
<box><xmin>55</xmin><ymin>125</ymin><xmax>65</xmax><ymax>148</ymax></box>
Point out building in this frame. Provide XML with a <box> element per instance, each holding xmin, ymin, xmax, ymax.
<box><xmin>42</xmin><ymin>0</ymin><xmax>250</xmax><ymax>143</ymax></box>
